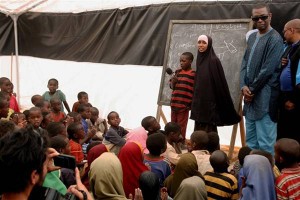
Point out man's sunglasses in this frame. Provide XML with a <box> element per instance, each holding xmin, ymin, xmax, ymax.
<box><xmin>251</xmin><ymin>15</ymin><xmax>268</xmax><ymax>22</ymax></box>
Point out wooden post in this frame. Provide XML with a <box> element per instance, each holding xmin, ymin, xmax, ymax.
<box><xmin>228</xmin><ymin>94</ymin><xmax>246</xmax><ymax>160</ymax></box>
<box><xmin>156</xmin><ymin>105</ymin><xmax>168</xmax><ymax>125</ymax></box>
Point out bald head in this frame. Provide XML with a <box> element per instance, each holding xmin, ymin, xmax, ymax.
<box><xmin>284</xmin><ymin>19</ymin><xmax>300</xmax><ymax>43</ymax></box>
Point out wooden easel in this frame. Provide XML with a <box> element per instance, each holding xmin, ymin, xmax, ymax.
<box><xmin>156</xmin><ymin>94</ymin><xmax>246</xmax><ymax>160</ymax></box>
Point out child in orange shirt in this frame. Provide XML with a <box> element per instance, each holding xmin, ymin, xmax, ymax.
<box><xmin>67</xmin><ymin>123</ymin><xmax>85</xmax><ymax>164</ymax></box>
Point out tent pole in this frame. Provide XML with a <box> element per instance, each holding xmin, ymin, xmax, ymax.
<box><xmin>11</xmin><ymin>14</ymin><xmax>20</xmax><ymax>104</ymax></box>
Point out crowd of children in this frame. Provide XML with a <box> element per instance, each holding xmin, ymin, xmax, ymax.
<box><xmin>1</xmin><ymin>69</ymin><xmax>300</xmax><ymax>200</ymax></box>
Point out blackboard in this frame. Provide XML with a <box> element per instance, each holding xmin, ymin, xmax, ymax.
<box><xmin>157</xmin><ymin>19</ymin><xmax>252</xmax><ymax>111</ymax></box>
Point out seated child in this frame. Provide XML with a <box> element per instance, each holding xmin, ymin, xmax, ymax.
<box><xmin>88</xmin><ymin>107</ymin><xmax>107</xmax><ymax>141</ymax></box>
<box><xmin>230</xmin><ymin>146</ymin><xmax>252</xmax><ymax>179</ymax></box>
<box><xmin>31</xmin><ymin>94</ymin><xmax>43</xmax><ymax>106</ymax></box>
<box><xmin>40</xmin><ymin>112</ymin><xmax>53</xmax><ymax>129</ymax></box>
<box><xmin>141</xmin><ymin>116</ymin><xmax>162</xmax><ymax>136</ymax></box>
<box><xmin>67</xmin><ymin>123</ymin><xmax>85</xmax><ymax>164</ymax></box>
<box><xmin>126</xmin><ymin>116</ymin><xmax>161</xmax><ymax>154</ymax></box>
<box><xmin>10</xmin><ymin>112</ymin><xmax>27</xmax><ymax>128</ymax></box>
<box><xmin>190</xmin><ymin>131</ymin><xmax>213</xmax><ymax>175</ymax></box>
<box><xmin>204</xmin><ymin>150</ymin><xmax>238</xmax><ymax>200</ymax></box>
<box><xmin>0</xmin><ymin>77</ymin><xmax>20</xmax><ymax>112</ymax></box>
<box><xmin>50</xmin><ymin>98</ymin><xmax>66</xmax><ymax>122</ymax></box>
<box><xmin>207</xmin><ymin>131</ymin><xmax>220</xmax><ymax>154</ymax></box>
<box><xmin>50</xmin><ymin>135</ymin><xmax>76</xmax><ymax>188</ymax></box>
<box><xmin>144</xmin><ymin>133</ymin><xmax>171</xmax><ymax>187</ymax></box>
<box><xmin>27</xmin><ymin>107</ymin><xmax>47</xmax><ymax>135</ymax></box>
<box><xmin>72</xmin><ymin>91</ymin><xmax>89</xmax><ymax>112</ymax></box>
<box><xmin>161</xmin><ymin>122</ymin><xmax>183</xmax><ymax>167</ymax></box>
<box><xmin>275</xmin><ymin>138</ymin><xmax>300</xmax><ymax>200</ymax></box>
<box><xmin>77</xmin><ymin>104</ymin><xmax>96</xmax><ymax>153</ymax></box>
<box><xmin>42</xmin><ymin>78</ymin><xmax>70</xmax><ymax>113</ymax></box>
<box><xmin>46</xmin><ymin>122</ymin><xmax>67</xmax><ymax>138</ymax></box>
<box><xmin>102</xmin><ymin>111</ymin><xmax>128</xmax><ymax>155</ymax></box>
<box><xmin>0</xmin><ymin>91</ymin><xmax>13</xmax><ymax>120</ymax></box>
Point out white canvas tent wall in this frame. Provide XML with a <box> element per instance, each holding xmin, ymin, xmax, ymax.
<box><xmin>0</xmin><ymin>0</ymin><xmax>272</xmax><ymax>147</ymax></box>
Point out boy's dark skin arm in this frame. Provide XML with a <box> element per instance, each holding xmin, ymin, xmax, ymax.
<box><xmin>63</xmin><ymin>100</ymin><xmax>71</xmax><ymax>113</ymax></box>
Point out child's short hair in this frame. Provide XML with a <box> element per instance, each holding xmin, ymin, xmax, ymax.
<box><xmin>207</xmin><ymin>132</ymin><xmax>220</xmax><ymax>153</ymax></box>
<box><xmin>146</xmin><ymin>133</ymin><xmax>166</xmax><ymax>156</ymax></box>
<box><xmin>139</xmin><ymin>171</ymin><xmax>160</xmax><ymax>200</ymax></box>
<box><xmin>48</xmin><ymin>78</ymin><xmax>58</xmax><ymax>85</ymax></box>
<box><xmin>141</xmin><ymin>116</ymin><xmax>156</xmax><ymax>131</ymax></box>
<box><xmin>210</xmin><ymin>150</ymin><xmax>229</xmax><ymax>172</ymax></box>
<box><xmin>67</xmin><ymin>112</ymin><xmax>81</xmax><ymax>122</ymax></box>
<box><xmin>238</xmin><ymin>146</ymin><xmax>252</xmax><ymax>166</ymax></box>
<box><xmin>31</xmin><ymin>95</ymin><xmax>42</xmax><ymax>105</ymax></box>
<box><xmin>276</xmin><ymin>138</ymin><xmax>300</xmax><ymax>165</ymax></box>
<box><xmin>50</xmin><ymin>135</ymin><xmax>67</xmax><ymax>152</ymax></box>
<box><xmin>190</xmin><ymin>131</ymin><xmax>209</xmax><ymax>150</ymax></box>
<box><xmin>50</xmin><ymin>97</ymin><xmax>61</xmax><ymax>104</ymax></box>
<box><xmin>182</xmin><ymin>52</ymin><xmax>194</xmax><ymax>61</ymax></box>
<box><xmin>67</xmin><ymin>123</ymin><xmax>80</xmax><ymax>140</ymax></box>
<box><xmin>107</xmin><ymin>111</ymin><xmax>118</xmax><ymax>120</ymax></box>
<box><xmin>77</xmin><ymin>91</ymin><xmax>88</xmax><ymax>100</ymax></box>
<box><xmin>164</xmin><ymin>122</ymin><xmax>181</xmax><ymax>136</ymax></box>
<box><xmin>77</xmin><ymin>104</ymin><xmax>90</xmax><ymax>113</ymax></box>
<box><xmin>22</xmin><ymin>110</ymin><xmax>30</xmax><ymax>120</ymax></box>
<box><xmin>28</xmin><ymin>107</ymin><xmax>42</xmax><ymax>115</ymax></box>
<box><xmin>46</xmin><ymin>122</ymin><xmax>65</xmax><ymax>138</ymax></box>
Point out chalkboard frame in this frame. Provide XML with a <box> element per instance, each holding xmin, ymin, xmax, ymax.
<box><xmin>157</xmin><ymin>19</ymin><xmax>252</xmax><ymax>110</ymax></box>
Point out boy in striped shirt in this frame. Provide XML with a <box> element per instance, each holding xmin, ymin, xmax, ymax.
<box><xmin>170</xmin><ymin>52</ymin><xmax>195</xmax><ymax>142</ymax></box>
<box><xmin>275</xmin><ymin>138</ymin><xmax>300</xmax><ymax>200</ymax></box>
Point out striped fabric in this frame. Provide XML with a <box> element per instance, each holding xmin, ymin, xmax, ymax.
<box><xmin>204</xmin><ymin>171</ymin><xmax>239</xmax><ymax>200</ymax></box>
<box><xmin>171</xmin><ymin>69</ymin><xmax>195</xmax><ymax>109</ymax></box>
<box><xmin>276</xmin><ymin>167</ymin><xmax>300</xmax><ymax>200</ymax></box>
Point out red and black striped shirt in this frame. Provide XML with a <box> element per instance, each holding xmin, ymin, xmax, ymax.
<box><xmin>171</xmin><ymin>69</ymin><xmax>195</xmax><ymax>109</ymax></box>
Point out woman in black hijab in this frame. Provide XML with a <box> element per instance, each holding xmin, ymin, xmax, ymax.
<box><xmin>191</xmin><ymin>35</ymin><xmax>240</xmax><ymax>132</ymax></box>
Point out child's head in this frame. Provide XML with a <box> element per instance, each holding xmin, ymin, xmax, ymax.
<box><xmin>139</xmin><ymin>171</ymin><xmax>160</xmax><ymax>200</ymax></box>
<box><xmin>50</xmin><ymin>135</ymin><xmax>70</xmax><ymax>154</ymax></box>
<box><xmin>210</xmin><ymin>150</ymin><xmax>229</xmax><ymax>173</ymax></box>
<box><xmin>0</xmin><ymin>77</ymin><xmax>11</xmax><ymax>93</ymax></box>
<box><xmin>86</xmin><ymin>141</ymin><xmax>102</xmax><ymax>154</ymax></box>
<box><xmin>275</xmin><ymin>138</ymin><xmax>300</xmax><ymax>169</ymax></box>
<box><xmin>164</xmin><ymin>122</ymin><xmax>182</xmax><ymax>143</ymax></box>
<box><xmin>40</xmin><ymin>112</ymin><xmax>53</xmax><ymax>129</ymax></box>
<box><xmin>11</xmin><ymin>112</ymin><xmax>26</xmax><ymax>126</ymax></box>
<box><xmin>238</xmin><ymin>146</ymin><xmax>252</xmax><ymax>166</ymax></box>
<box><xmin>67</xmin><ymin>112</ymin><xmax>81</xmax><ymax>123</ymax></box>
<box><xmin>31</xmin><ymin>94</ymin><xmax>43</xmax><ymax>106</ymax></box>
<box><xmin>77</xmin><ymin>104</ymin><xmax>91</xmax><ymax>120</ymax></box>
<box><xmin>67</xmin><ymin>123</ymin><xmax>85</xmax><ymax>141</ymax></box>
<box><xmin>36</xmin><ymin>101</ymin><xmax>51</xmax><ymax>113</ymax></box>
<box><xmin>77</xmin><ymin>91</ymin><xmax>89</xmax><ymax>104</ymax></box>
<box><xmin>207</xmin><ymin>132</ymin><xmax>220</xmax><ymax>154</ymax></box>
<box><xmin>90</xmin><ymin>107</ymin><xmax>99</xmax><ymax>123</ymax></box>
<box><xmin>146</xmin><ymin>133</ymin><xmax>167</xmax><ymax>156</ymax></box>
<box><xmin>141</xmin><ymin>116</ymin><xmax>161</xmax><ymax>134</ymax></box>
<box><xmin>107</xmin><ymin>111</ymin><xmax>120</xmax><ymax>128</ymax></box>
<box><xmin>46</xmin><ymin>122</ymin><xmax>67</xmax><ymax>138</ymax></box>
<box><xmin>180</xmin><ymin>52</ymin><xmax>193</xmax><ymax>71</ymax></box>
<box><xmin>50</xmin><ymin>97</ymin><xmax>62</xmax><ymax>112</ymax></box>
<box><xmin>28</xmin><ymin>107</ymin><xmax>43</xmax><ymax>129</ymax></box>
<box><xmin>47</xmin><ymin>78</ymin><xmax>59</xmax><ymax>94</ymax></box>
<box><xmin>190</xmin><ymin>131</ymin><xmax>209</xmax><ymax>151</ymax></box>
